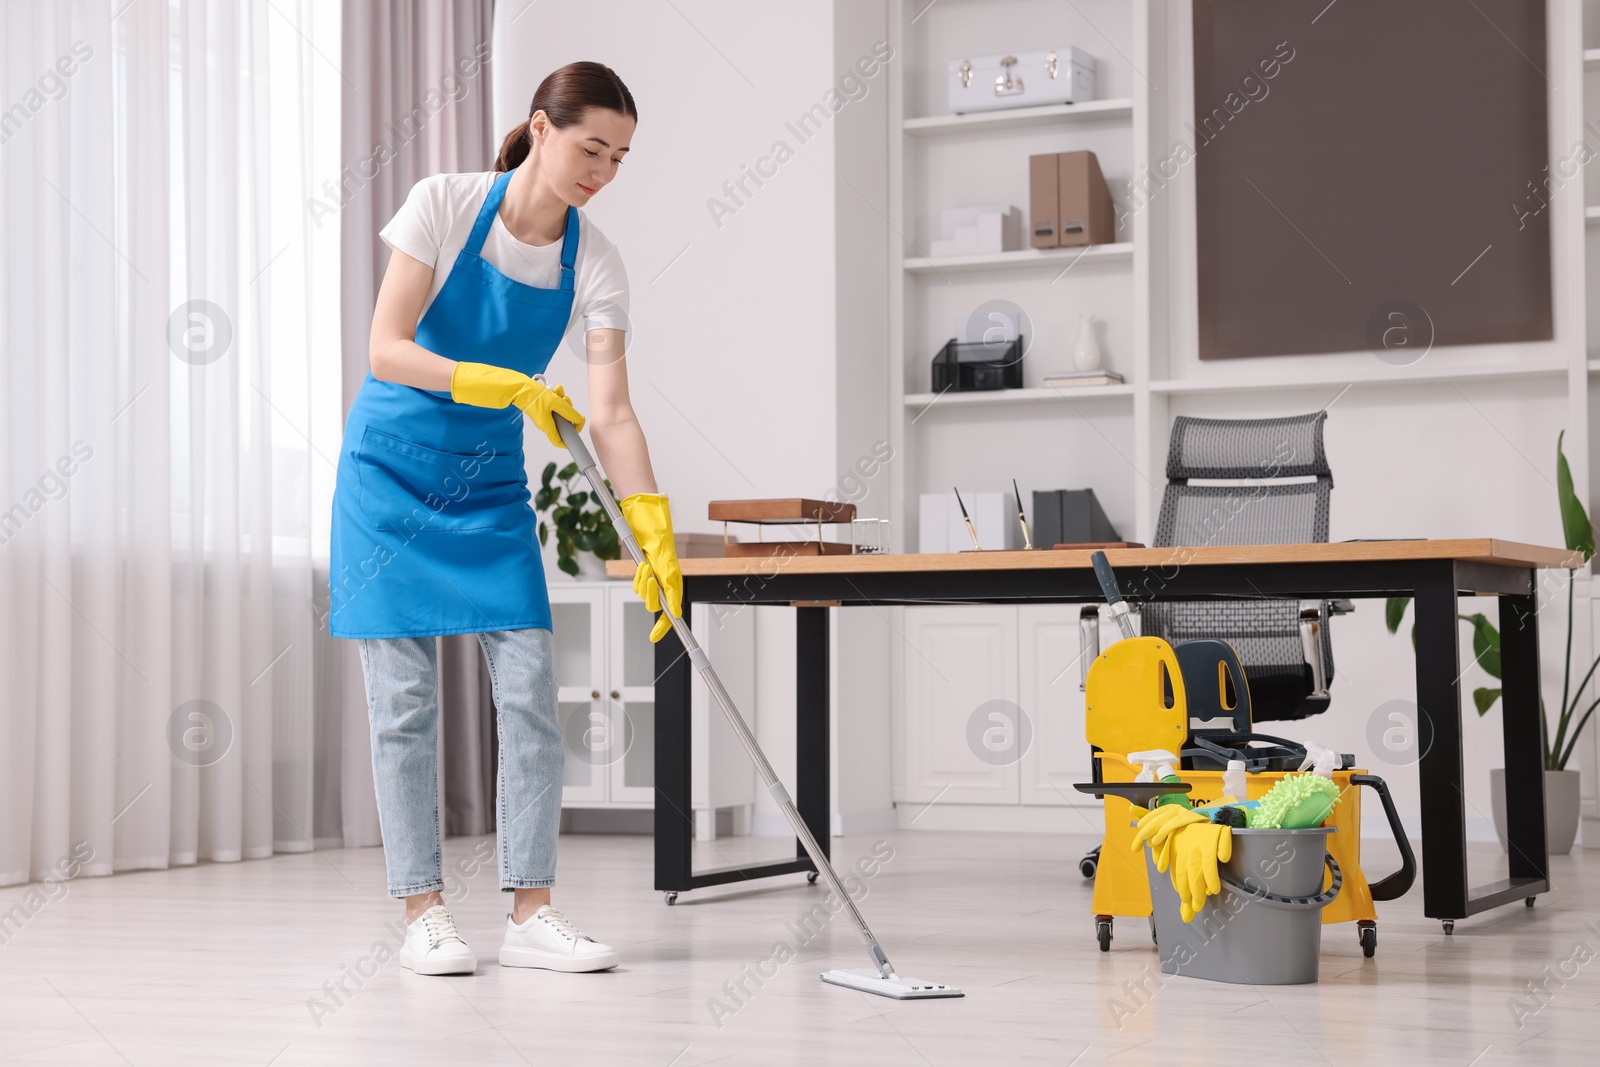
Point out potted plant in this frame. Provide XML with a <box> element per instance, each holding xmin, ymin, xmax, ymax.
<box><xmin>1387</xmin><ymin>432</ymin><xmax>1594</xmax><ymax>853</ymax></box>
<box><xmin>534</xmin><ymin>460</ymin><xmax>621</xmax><ymax>579</ymax></box>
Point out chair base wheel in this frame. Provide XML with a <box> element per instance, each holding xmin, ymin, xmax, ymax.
<box><xmin>1096</xmin><ymin>916</ymin><xmax>1113</xmax><ymax>953</ymax></box>
<box><xmin>807</xmin><ymin>871</ymin><xmax>820</xmax><ymax>884</ymax></box>
<box><xmin>1442</xmin><ymin>919</ymin><xmax>1454</xmax><ymax>935</ymax></box>
<box><xmin>664</xmin><ymin>891</ymin><xmax>678</xmax><ymax>906</ymax></box>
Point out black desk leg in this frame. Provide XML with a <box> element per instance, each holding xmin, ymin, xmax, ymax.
<box><xmin>1498</xmin><ymin>591</ymin><xmax>1550</xmax><ymax>885</ymax></box>
<box><xmin>654</xmin><ymin>597</ymin><xmax>694</xmax><ymax>892</ymax></box>
<box><xmin>795</xmin><ymin>607</ymin><xmax>831</xmax><ymax>867</ymax></box>
<box><xmin>1414</xmin><ymin>564</ymin><xmax>1468</xmax><ymax>920</ymax></box>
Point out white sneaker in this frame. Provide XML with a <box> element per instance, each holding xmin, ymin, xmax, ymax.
<box><xmin>398</xmin><ymin>905</ymin><xmax>476</xmax><ymax>976</ymax></box>
<box><xmin>499</xmin><ymin>904</ymin><xmax>619</xmax><ymax>972</ymax></box>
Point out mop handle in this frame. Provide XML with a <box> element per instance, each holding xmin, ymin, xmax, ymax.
<box><xmin>1091</xmin><ymin>550</ymin><xmax>1138</xmax><ymax>641</ymax></box>
<box><xmin>548</xmin><ymin>405</ymin><xmax>898</xmax><ymax>980</ymax></box>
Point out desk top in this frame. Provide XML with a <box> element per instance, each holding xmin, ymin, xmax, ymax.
<box><xmin>605</xmin><ymin>538</ymin><xmax>1584</xmax><ymax>579</ymax></box>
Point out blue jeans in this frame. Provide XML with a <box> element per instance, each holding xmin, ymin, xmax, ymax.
<box><xmin>358</xmin><ymin>629</ymin><xmax>563</xmax><ymax>898</ymax></box>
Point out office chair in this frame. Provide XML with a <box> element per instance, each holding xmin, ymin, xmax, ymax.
<box><xmin>1076</xmin><ymin>411</ymin><xmax>1351</xmax><ymax>878</ymax></box>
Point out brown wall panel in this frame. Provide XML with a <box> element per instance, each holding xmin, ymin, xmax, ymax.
<box><xmin>1193</xmin><ymin>0</ymin><xmax>1552</xmax><ymax>360</ymax></box>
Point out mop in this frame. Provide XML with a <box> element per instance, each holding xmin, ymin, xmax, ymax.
<box><xmin>549</xmin><ymin>403</ymin><xmax>962</xmax><ymax>1000</ymax></box>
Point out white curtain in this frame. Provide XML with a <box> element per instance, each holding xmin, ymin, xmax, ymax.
<box><xmin>0</xmin><ymin>0</ymin><xmax>343</xmax><ymax>885</ymax></box>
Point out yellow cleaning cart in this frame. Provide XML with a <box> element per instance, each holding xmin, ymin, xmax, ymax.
<box><xmin>1076</xmin><ymin>552</ymin><xmax>1415</xmax><ymax>956</ymax></box>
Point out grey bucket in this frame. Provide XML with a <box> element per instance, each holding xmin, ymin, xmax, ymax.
<box><xmin>1144</xmin><ymin>826</ymin><xmax>1342</xmax><ymax>985</ymax></box>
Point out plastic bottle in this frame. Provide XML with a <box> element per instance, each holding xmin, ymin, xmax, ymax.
<box><xmin>1128</xmin><ymin>749</ymin><xmax>1192</xmax><ymax>808</ymax></box>
<box><xmin>1296</xmin><ymin>742</ymin><xmax>1339</xmax><ymax>779</ymax></box>
<box><xmin>1222</xmin><ymin>759</ymin><xmax>1247</xmax><ymax>803</ymax></box>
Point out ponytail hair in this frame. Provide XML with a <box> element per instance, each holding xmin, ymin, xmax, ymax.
<box><xmin>494</xmin><ymin>61</ymin><xmax>638</xmax><ymax>172</ymax></box>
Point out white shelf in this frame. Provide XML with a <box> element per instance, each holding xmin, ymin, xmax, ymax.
<box><xmin>904</xmin><ymin>242</ymin><xmax>1132</xmax><ymax>275</ymax></box>
<box><xmin>1586</xmin><ymin>205</ymin><xmax>1600</xmax><ymax>225</ymax></box>
<box><xmin>904</xmin><ymin>384</ymin><xmax>1134</xmax><ymax>409</ymax></box>
<box><xmin>902</xmin><ymin>97</ymin><xmax>1135</xmax><ymax>136</ymax></box>
<box><xmin>1585</xmin><ymin>48</ymin><xmax>1600</xmax><ymax>71</ymax></box>
<box><xmin>1150</xmin><ymin>359</ymin><xmax>1570</xmax><ymax>396</ymax></box>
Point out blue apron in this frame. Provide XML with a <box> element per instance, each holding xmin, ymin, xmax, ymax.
<box><xmin>329</xmin><ymin>168</ymin><xmax>578</xmax><ymax>639</ymax></box>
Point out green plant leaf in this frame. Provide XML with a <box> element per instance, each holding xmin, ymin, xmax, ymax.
<box><xmin>569</xmin><ymin>490</ymin><xmax>589</xmax><ymax>509</ymax></box>
<box><xmin>1557</xmin><ymin>431</ymin><xmax>1596</xmax><ymax>560</ymax></box>
<box><xmin>541</xmin><ymin>462</ymin><xmax>556</xmax><ymax>488</ymax></box>
<box><xmin>534</xmin><ymin>487</ymin><xmax>557</xmax><ymax>511</ymax></box>
<box><xmin>1462</xmin><ymin>612</ymin><xmax>1502</xmax><ymax>680</ymax></box>
<box><xmin>1473</xmin><ymin>687</ymin><xmax>1502</xmax><ymax>716</ymax></box>
<box><xmin>595</xmin><ymin>525</ymin><xmax>620</xmax><ymax>557</ymax></box>
<box><xmin>558</xmin><ymin>554</ymin><xmax>579</xmax><ymax>577</ymax></box>
<box><xmin>573</xmin><ymin>530</ymin><xmax>596</xmax><ymax>551</ymax></box>
<box><xmin>538</xmin><ymin>520</ymin><xmax>548</xmax><ymax>546</ymax></box>
<box><xmin>1385</xmin><ymin>597</ymin><xmax>1409</xmax><ymax>634</ymax></box>
<box><xmin>558</xmin><ymin>462</ymin><xmax>579</xmax><ymax>481</ymax></box>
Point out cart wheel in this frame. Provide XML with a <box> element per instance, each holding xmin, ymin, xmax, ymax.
<box><xmin>1525</xmin><ymin>896</ymin><xmax>1536</xmax><ymax>908</ymax></box>
<box><xmin>807</xmin><ymin>871</ymin><xmax>820</xmax><ymax>885</ymax></box>
<box><xmin>1096</xmin><ymin>917</ymin><xmax>1113</xmax><ymax>953</ymax></box>
<box><xmin>1080</xmin><ymin>844</ymin><xmax>1101</xmax><ymax>880</ymax></box>
<box><xmin>1149</xmin><ymin>915</ymin><xmax>1158</xmax><ymax>946</ymax></box>
<box><xmin>664</xmin><ymin>891</ymin><xmax>678</xmax><ymax>906</ymax></box>
<box><xmin>1358</xmin><ymin>921</ymin><xmax>1377</xmax><ymax>958</ymax></box>
<box><xmin>1441</xmin><ymin>919</ymin><xmax>1454</xmax><ymax>935</ymax></box>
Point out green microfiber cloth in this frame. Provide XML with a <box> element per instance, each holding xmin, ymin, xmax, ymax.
<box><xmin>1249</xmin><ymin>773</ymin><xmax>1341</xmax><ymax>829</ymax></box>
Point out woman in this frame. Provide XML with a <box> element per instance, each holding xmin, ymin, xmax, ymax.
<box><xmin>329</xmin><ymin>61</ymin><xmax>682</xmax><ymax>977</ymax></box>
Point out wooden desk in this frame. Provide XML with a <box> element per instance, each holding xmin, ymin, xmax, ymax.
<box><xmin>611</xmin><ymin>538</ymin><xmax>1581</xmax><ymax>926</ymax></box>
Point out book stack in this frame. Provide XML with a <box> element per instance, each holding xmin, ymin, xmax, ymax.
<box><xmin>1043</xmin><ymin>369</ymin><xmax>1124</xmax><ymax>389</ymax></box>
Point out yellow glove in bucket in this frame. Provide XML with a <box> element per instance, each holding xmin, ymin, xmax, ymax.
<box><xmin>619</xmin><ymin>493</ymin><xmax>683</xmax><ymax>643</ymax></box>
<box><xmin>1131</xmin><ymin>803</ymin><xmax>1208</xmax><ymax>868</ymax></box>
<box><xmin>1170</xmin><ymin>821</ymin><xmax>1234</xmax><ymax>922</ymax></box>
<box><xmin>450</xmin><ymin>362</ymin><xmax>586</xmax><ymax>450</ymax></box>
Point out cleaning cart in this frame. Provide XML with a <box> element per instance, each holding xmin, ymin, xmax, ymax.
<box><xmin>1075</xmin><ymin>552</ymin><xmax>1415</xmax><ymax>957</ymax></box>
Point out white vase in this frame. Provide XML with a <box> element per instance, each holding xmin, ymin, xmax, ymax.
<box><xmin>1489</xmin><ymin>767</ymin><xmax>1581</xmax><ymax>854</ymax></box>
<box><xmin>1073</xmin><ymin>314</ymin><xmax>1102</xmax><ymax>372</ymax></box>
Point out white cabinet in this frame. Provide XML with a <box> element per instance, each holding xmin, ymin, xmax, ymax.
<box><xmin>901</xmin><ymin>604</ymin><xmax>1091</xmax><ymax>810</ymax></box>
<box><xmin>549</xmin><ymin>580</ymin><xmax>755</xmax><ymax>835</ymax></box>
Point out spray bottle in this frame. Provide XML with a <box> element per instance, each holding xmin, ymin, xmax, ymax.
<box><xmin>1128</xmin><ymin>749</ymin><xmax>1191</xmax><ymax>808</ymax></box>
<box><xmin>1296</xmin><ymin>742</ymin><xmax>1340</xmax><ymax>779</ymax></box>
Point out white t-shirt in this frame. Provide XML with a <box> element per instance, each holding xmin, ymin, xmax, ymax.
<box><xmin>379</xmin><ymin>170</ymin><xmax>629</xmax><ymax>340</ymax></box>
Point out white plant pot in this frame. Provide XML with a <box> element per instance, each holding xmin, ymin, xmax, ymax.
<box><xmin>1489</xmin><ymin>768</ymin><xmax>1581</xmax><ymax>855</ymax></box>
<box><xmin>571</xmin><ymin>551</ymin><xmax>611</xmax><ymax>580</ymax></box>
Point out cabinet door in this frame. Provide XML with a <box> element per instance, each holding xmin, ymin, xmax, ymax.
<box><xmin>1018</xmin><ymin>604</ymin><xmax>1095</xmax><ymax>807</ymax></box>
<box><xmin>606</xmin><ymin>584</ymin><xmax>658</xmax><ymax>806</ymax></box>
<box><xmin>549</xmin><ymin>586</ymin><xmax>608</xmax><ymax>805</ymax></box>
<box><xmin>901</xmin><ymin>605</ymin><xmax>1019</xmax><ymax>805</ymax></box>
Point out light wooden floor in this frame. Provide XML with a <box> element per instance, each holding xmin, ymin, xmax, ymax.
<box><xmin>0</xmin><ymin>829</ymin><xmax>1595</xmax><ymax>1065</ymax></box>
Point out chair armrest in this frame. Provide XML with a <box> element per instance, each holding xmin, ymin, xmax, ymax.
<box><xmin>1298</xmin><ymin>604</ymin><xmax>1329</xmax><ymax>699</ymax></box>
<box><xmin>1078</xmin><ymin>605</ymin><xmax>1100</xmax><ymax>692</ymax></box>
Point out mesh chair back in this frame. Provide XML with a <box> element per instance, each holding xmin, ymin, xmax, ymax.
<box><xmin>1142</xmin><ymin>413</ymin><xmax>1334</xmax><ymax>709</ymax></box>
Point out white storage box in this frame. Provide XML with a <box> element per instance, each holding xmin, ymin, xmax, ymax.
<box><xmin>929</xmin><ymin>205</ymin><xmax>1021</xmax><ymax>257</ymax></box>
<box><xmin>947</xmin><ymin>47</ymin><xmax>1095</xmax><ymax>114</ymax></box>
<box><xmin>918</xmin><ymin>492</ymin><xmax>1024</xmax><ymax>552</ymax></box>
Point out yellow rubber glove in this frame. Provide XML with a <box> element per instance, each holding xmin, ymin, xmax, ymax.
<box><xmin>618</xmin><ymin>493</ymin><xmax>683</xmax><ymax>643</ymax></box>
<box><xmin>1131</xmin><ymin>803</ymin><xmax>1208</xmax><ymax>862</ymax></box>
<box><xmin>449</xmin><ymin>362</ymin><xmax>586</xmax><ymax>450</ymax></box>
<box><xmin>1171</xmin><ymin>822</ymin><xmax>1233</xmax><ymax>922</ymax></box>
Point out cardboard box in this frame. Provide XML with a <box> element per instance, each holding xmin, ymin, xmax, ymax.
<box><xmin>1057</xmin><ymin>150</ymin><xmax>1115</xmax><ymax>246</ymax></box>
<box><xmin>1029</xmin><ymin>153</ymin><xmax>1059</xmax><ymax>248</ymax></box>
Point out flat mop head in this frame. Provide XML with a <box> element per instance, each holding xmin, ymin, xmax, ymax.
<box><xmin>821</xmin><ymin>968</ymin><xmax>963</xmax><ymax>999</ymax></box>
